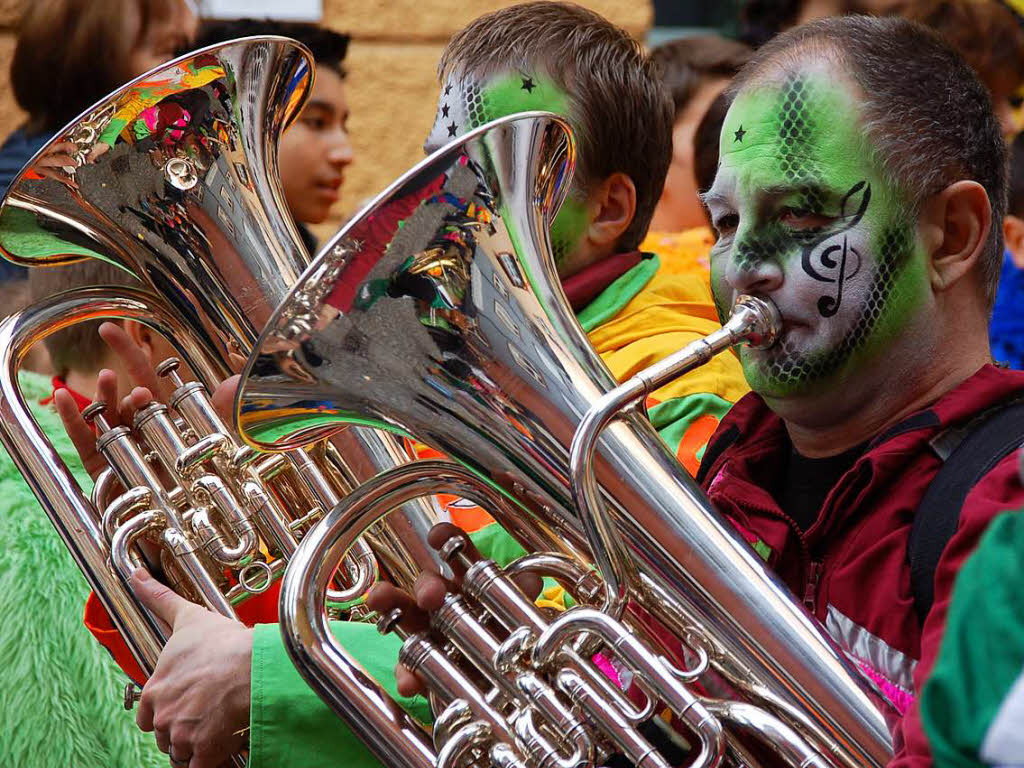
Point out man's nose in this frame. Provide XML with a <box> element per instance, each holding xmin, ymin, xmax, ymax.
<box><xmin>724</xmin><ymin>241</ymin><xmax>785</xmax><ymax>296</ymax></box>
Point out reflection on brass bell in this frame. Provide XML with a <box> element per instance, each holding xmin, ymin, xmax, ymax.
<box><xmin>164</xmin><ymin>157</ymin><xmax>199</xmax><ymax>190</ymax></box>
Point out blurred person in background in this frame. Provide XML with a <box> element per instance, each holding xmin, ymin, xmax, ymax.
<box><xmin>0</xmin><ymin>0</ymin><xmax>198</xmax><ymax>283</ymax></box>
<box><xmin>901</xmin><ymin>0</ymin><xmax>1024</xmax><ymax>138</ymax></box>
<box><xmin>646</xmin><ymin>36</ymin><xmax>752</xmax><ymax>235</ymax></box>
<box><xmin>191</xmin><ymin>19</ymin><xmax>354</xmax><ymax>255</ymax></box>
<box><xmin>738</xmin><ymin>0</ymin><xmax>909</xmax><ymax>46</ymax></box>
<box><xmin>0</xmin><ymin>1</ymin><xmax>196</xmax><ymax>765</ymax></box>
<box><xmin>990</xmin><ymin>132</ymin><xmax>1024</xmax><ymax>369</ymax></box>
<box><xmin>642</xmin><ymin>36</ymin><xmax>750</xmax><ymax>281</ymax></box>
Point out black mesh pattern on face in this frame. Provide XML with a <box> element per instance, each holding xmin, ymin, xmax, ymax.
<box><xmin>464</xmin><ymin>82</ymin><xmax>485</xmax><ymax>128</ymax></box>
<box><xmin>755</xmin><ymin>223</ymin><xmax>913</xmax><ymax>388</ymax></box>
<box><xmin>778</xmin><ymin>78</ymin><xmax>818</xmax><ymax>182</ymax></box>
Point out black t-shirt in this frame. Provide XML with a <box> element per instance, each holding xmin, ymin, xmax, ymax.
<box><xmin>778</xmin><ymin>444</ymin><xmax>863</xmax><ymax>532</ymax></box>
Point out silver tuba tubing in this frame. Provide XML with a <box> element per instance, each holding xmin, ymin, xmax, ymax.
<box><xmin>0</xmin><ymin>286</ymin><xmax>227</xmax><ymax>674</ymax></box>
<box><xmin>239</xmin><ymin>112</ymin><xmax>893</xmax><ymax>768</ymax></box>
<box><xmin>570</xmin><ymin>293</ymin><xmax>781</xmax><ymax>619</ymax></box>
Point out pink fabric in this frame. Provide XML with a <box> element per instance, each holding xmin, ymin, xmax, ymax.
<box><xmin>591</xmin><ymin>652</ymin><xmax>623</xmax><ymax>688</ymax></box>
<box><xmin>857</xmin><ymin>659</ymin><xmax>915</xmax><ymax>715</ymax></box>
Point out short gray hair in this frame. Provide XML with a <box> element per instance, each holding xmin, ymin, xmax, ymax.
<box><xmin>732</xmin><ymin>15</ymin><xmax>1007</xmax><ymax>308</ymax></box>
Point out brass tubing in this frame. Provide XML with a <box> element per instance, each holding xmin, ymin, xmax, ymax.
<box><xmin>568</xmin><ymin>295</ymin><xmax>781</xmax><ymax>620</ymax></box>
<box><xmin>0</xmin><ymin>287</ymin><xmax>225</xmax><ymax>675</ymax></box>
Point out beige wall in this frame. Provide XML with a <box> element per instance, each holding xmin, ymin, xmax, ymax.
<box><xmin>0</xmin><ymin>0</ymin><xmax>652</xmax><ymax>238</ymax></box>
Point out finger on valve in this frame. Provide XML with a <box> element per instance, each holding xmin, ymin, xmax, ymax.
<box><xmin>98</xmin><ymin>321</ymin><xmax>169</xmax><ymax>400</ymax></box>
<box><xmin>426</xmin><ymin>522</ymin><xmax>542</xmax><ymax>599</ymax></box>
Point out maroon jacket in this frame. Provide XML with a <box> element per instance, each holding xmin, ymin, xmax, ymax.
<box><xmin>697</xmin><ymin>364</ymin><xmax>1024</xmax><ymax>767</ymax></box>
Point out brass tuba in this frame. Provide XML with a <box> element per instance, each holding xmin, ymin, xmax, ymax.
<box><xmin>0</xmin><ymin>37</ymin><xmax>440</xmax><ymax>688</ymax></box>
<box><xmin>236</xmin><ymin>112</ymin><xmax>895</xmax><ymax>768</ymax></box>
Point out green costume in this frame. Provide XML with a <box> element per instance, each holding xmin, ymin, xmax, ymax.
<box><xmin>920</xmin><ymin>510</ymin><xmax>1024</xmax><ymax>767</ymax></box>
<box><xmin>0</xmin><ymin>371</ymin><xmax>165</xmax><ymax>767</ymax></box>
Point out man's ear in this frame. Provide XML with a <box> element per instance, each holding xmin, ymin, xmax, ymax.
<box><xmin>584</xmin><ymin>172</ymin><xmax>637</xmax><ymax>250</ymax></box>
<box><xmin>920</xmin><ymin>180</ymin><xmax>991</xmax><ymax>293</ymax></box>
<box><xmin>1004</xmin><ymin>214</ymin><xmax>1024</xmax><ymax>269</ymax></box>
<box><xmin>121</xmin><ymin>319</ymin><xmax>156</xmax><ymax>363</ymax></box>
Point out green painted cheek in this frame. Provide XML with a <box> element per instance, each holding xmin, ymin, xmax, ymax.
<box><xmin>548</xmin><ymin>195</ymin><xmax>588</xmax><ymax>265</ymax></box>
<box><xmin>472</xmin><ymin>73</ymin><xmax>581</xmax><ymax>265</ymax></box>
<box><xmin>849</xmin><ymin>226</ymin><xmax>928</xmax><ymax>359</ymax></box>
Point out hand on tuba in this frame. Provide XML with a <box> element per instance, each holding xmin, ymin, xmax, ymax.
<box><xmin>366</xmin><ymin>522</ymin><xmax>544</xmax><ymax>699</ymax></box>
<box><xmin>130</xmin><ymin>568</ymin><xmax>253</xmax><ymax>768</ymax></box>
<box><xmin>54</xmin><ymin>321</ymin><xmax>239</xmax><ymax>483</ymax></box>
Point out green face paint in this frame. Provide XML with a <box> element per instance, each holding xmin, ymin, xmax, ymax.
<box><xmin>705</xmin><ymin>71</ymin><xmax>928</xmax><ymax>397</ymax></box>
<box><xmin>426</xmin><ymin>70</ymin><xmax>587</xmax><ymax>265</ymax></box>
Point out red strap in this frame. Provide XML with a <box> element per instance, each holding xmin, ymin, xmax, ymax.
<box><xmin>561</xmin><ymin>251</ymin><xmax>643</xmax><ymax>312</ymax></box>
<box><xmin>85</xmin><ymin>580</ymin><xmax>283</xmax><ymax>685</ymax></box>
<box><xmin>40</xmin><ymin>376</ymin><xmax>91</xmax><ymax>409</ymax></box>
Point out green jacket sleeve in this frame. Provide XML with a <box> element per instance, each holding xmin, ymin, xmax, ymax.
<box><xmin>647</xmin><ymin>391</ymin><xmax>733</xmax><ymax>475</ymax></box>
<box><xmin>249</xmin><ymin>620</ymin><xmax>431</xmax><ymax>768</ymax></box>
<box><xmin>920</xmin><ymin>510</ymin><xmax>1024</xmax><ymax>768</ymax></box>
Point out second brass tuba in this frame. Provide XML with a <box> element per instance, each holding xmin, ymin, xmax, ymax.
<box><xmin>237</xmin><ymin>113</ymin><xmax>894</xmax><ymax>767</ymax></box>
<box><xmin>0</xmin><ymin>37</ymin><xmax>440</xmax><ymax>686</ymax></box>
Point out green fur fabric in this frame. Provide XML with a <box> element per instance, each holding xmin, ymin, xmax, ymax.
<box><xmin>0</xmin><ymin>371</ymin><xmax>165</xmax><ymax>767</ymax></box>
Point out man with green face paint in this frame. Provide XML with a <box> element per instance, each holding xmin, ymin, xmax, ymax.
<box><xmin>695</xmin><ymin>15</ymin><xmax>1024</xmax><ymax>768</ymax></box>
<box><xmin>109</xmin><ymin>5</ymin><xmax>752</xmax><ymax>768</ymax></box>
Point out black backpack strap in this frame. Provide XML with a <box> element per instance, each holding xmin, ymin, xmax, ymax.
<box><xmin>908</xmin><ymin>398</ymin><xmax>1024</xmax><ymax>623</ymax></box>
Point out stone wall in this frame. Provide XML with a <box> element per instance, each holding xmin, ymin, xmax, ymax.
<box><xmin>0</xmin><ymin>0</ymin><xmax>652</xmax><ymax>237</ymax></box>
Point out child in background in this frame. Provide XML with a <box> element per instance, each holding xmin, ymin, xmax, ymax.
<box><xmin>641</xmin><ymin>36</ymin><xmax>751</xmax><ymax>284</ymax></box>
<box><xmin>990</xmin><ymin>132</ymin><xmax>1024</xmax><ymax>370</ymax></box>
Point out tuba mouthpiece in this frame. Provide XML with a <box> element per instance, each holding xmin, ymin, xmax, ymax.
<box><xmin>732</xmin><ymin>295</ymin><xmax>782</xmax><ymax>350</ymax></box>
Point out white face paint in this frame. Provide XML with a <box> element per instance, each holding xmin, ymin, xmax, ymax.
<box><xmin>424</xmin><ymin>77</ymin><xmax>476</xmax><ymax>154</ymax></box>
<box><xmin>706</xmin><ymin>72</ymin><xmax>928</xmax><ymax>397</ymax></box>
<box><xmin>423</xmin><ymin>70</ymin><xmax>572</xmax><ymax>154</ymax></box>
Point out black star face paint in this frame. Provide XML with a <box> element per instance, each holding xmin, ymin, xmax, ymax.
<box><xmin>705</xmin><ymin>72</ymin><xmax>928</xmax><ymax>397</ymax></box>
<box><xmin>424</xmin><ymin>71</ymin><xmax>588</xmax><ymax>266</ymax></box>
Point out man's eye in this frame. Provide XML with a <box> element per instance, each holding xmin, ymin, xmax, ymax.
<box><xmin>779</xmin><ymin>207</ymin><xmax>832</xmax><ymax>229</ymax></box>
<box><xmin>713</xmin><ymin>213</ymin><xmax>739</xmax><ymax>235</ymax></box>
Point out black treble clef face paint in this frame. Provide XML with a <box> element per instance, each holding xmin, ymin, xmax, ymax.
<box><xmin>705</xmin><ymin>69</ymin><xmax>929</xmax><ymax>397</ymax></box>
<box><xmin>800</xmin><ymin>180</ymin><xmax>871</xmax><ymax>318</ymax></box>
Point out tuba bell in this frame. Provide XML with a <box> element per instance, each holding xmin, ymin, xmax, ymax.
<box><xmin>0</xmin><ymin>37</ymin><xmax>441</xmax><ymax>686</ymax></box>
<box><xmin>236</xmin><ymin>112</ymin><xmax>895</xmax><ymax>768</ymax></box>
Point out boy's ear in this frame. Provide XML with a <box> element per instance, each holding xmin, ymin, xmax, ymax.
<box><xmin>584</xmin><ymin>172</ymin><xmax>637</xmax><ymax>250</ymax></box>
<box><xmin>121</xmin><ymin>319</ymin><xmax>156</xmax><ymax>361</ymax></box>
<box><xmin>919</xmin><ymin>180</ymin><xmax>991</xmax><ymax>293</ymax></box>
<box><xmin>1004</xmin><ymin>214</ymin><xmax>1024</xmax><ymax>269</ymax></box>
